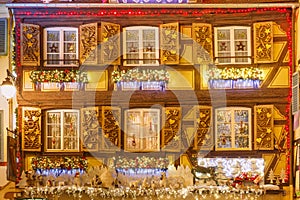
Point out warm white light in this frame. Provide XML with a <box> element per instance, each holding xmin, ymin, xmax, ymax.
<box><xmin>1</xmin><ymin>77</ymin><xmax>16</xmax><ymax>99</ymax></box>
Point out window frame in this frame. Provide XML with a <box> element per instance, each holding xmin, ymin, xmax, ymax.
<box><xmin>215</xmin><ymin>107</ymin><xmax>252</xmax><ymax>151</ymax></box>
<box><xmin>123</xmin><ymin>26</ymin><xmax>160</xmax><ymax>66</ymax></box>
<box><xmin>43</xmin><ymin>27</ymin><xmax>79</xmax><ymax>67</ymax></box>
<box><xmin>45</xmin><ymin>109</ymin><xmax>80</xmax><ymax>152</ymax></box>
<box><xmin>214</xmin><ymin>26</ymin><xmax>251</xmax><ymax>65</ymax></box>
<box><xmin>124</xmin><ymin>108</ymin><xmax>160</xmax><ymax>152</ymax></box>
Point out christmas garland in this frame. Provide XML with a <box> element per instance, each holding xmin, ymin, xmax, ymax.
<box><xmin>206</xmin><ymin>67</ymin><xmax>263</xmax><ymax>81</ymax></box>
<box><xmin>31</xmin><ymin>156</ymin><xmax>88</xmax><ymax>171</ymax></box>
<box><xmin>29</xmin><ymin>69</ymin><xmax>88</xmax><ymax>83</ymax></box>
<box><xmin>114</xmin><ymin>156</ymin><xmax>169</xmax><ymax>170</ymax></box>
<box><xmin>112</xmin><ymin>68</ymin><xmax>170</xmax><ymax>83</ymax></box>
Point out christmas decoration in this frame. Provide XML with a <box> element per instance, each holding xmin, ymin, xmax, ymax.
<box><xmin>29</xmin><ymin>69</ymin><xmax>88</xmax><ymax>83</ymax></box>
<box><xmin>111</xmin><ymin>68</ymin><xmax>170</xmax><ymax>83</ymax></box>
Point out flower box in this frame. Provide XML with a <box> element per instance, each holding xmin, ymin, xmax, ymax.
<box><xmin>120</xmin><ymin>81</ymin><xmax>140</xmax><ymax>91</ymax></box>
<box><xmin>41</xmin><ymin>82</ymin><xmax>61</xmax><ymax>91</ymax></box>
<box><xmin>141</xmin><ymin>81</ymin><xmax>164</xmax><ymax>90</ymax></box>
<box><xmin>209</xmin><ymin>79</ymin><xmax>232</xmax><ymax>89</ymax></box>
<box><xmin>63</xmin><ymin>82</ymin><xmax>80</xmax><ymax>91</ymax></box>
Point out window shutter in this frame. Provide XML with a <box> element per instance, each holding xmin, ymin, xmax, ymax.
<box><xmin>20</xmin><ymin>23</ymin><xmax>40</xmax><ymax>66</ymax></box>
<box><xmin>100</xmin><ymin>22</ymin><xmax>120</xmax><ymax>65</ymax></box>
<box><xmin>253</xmin><ymin>21</ymin><xmax>274</xmax><ymax>63</ymax></box>
<box><xmin>292</xmin><ymin>72</ymin><xmax>299</xmax><ymax>115</ymax></box>
<box><xmin>81</xmin><ymin>107</ymin><xmax>100</xmax><ymax>152</ymax></box>
<box><xmin>161</xmin><ymin>107</ymin><xmax>181</xmax><ymax>152</ymax></box>
<box><xmin>192</xmin><ymin>23</ymin><xmax>213</xmax><ymax>64</ymax></box>
<box><xmin>0</xmin><ymin>19</ymin><xmax>7</xmax><ymax>55</ymax></box>
<box><xmin>254</xmin><ymin>105</ymin><xmax>274</xmax><ymax>150</ymax></box>
<box><xmin>80</xmin><ymin>23</ymin><xmax>98</xmax><ymax>65</ymax></box>
<box><xmin>160</xmin><ymin>22</ymin><xmax>179</xmax><ymax>65</ymax></box>
<box><xmin>101</xmin><ymin>106</ymin><xmax>121</xmax><ymax>151</ymax></box>
<box><xmin>22</xmin><ymin>107</ymin><xmax>42</xmax><ymax>151</ymax></box>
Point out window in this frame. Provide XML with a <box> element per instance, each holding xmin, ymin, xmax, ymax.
<box><xmin>123</xmin><ymin>26</ymin><xmax>159</xmax><ymax>66</ymax></box>
<box><xmin>44</xmin><ymin>27</ymin><xmax>78</xmax><ymax>66</ymax></box>
<box><xmin>0</xmin><ymin>19</ymin><xmax>7</xmax><ymax>55</ymax></box>
<box><xmin>215</xmin><ymin>107</ymin><xmax>251</xmax><ymax>150</ymax></box>
<box><xmin>45</xmin><ymin>109</ymin><xmax>80</xmax><ymax>152</ymax></box>
<box><xmin>124</xmin><ymin>108</ymin><xmax>160</xmax><ymax>152</ymax></box>
<box><xmin>214</xmin><ymin>26</ymin><xmax>251</xmax><ymax>64</ymax></box>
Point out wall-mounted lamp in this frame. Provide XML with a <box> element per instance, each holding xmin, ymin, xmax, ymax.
<box><xmin>1</xmin><ymin>69</ymin><xmax>16</xmax><ymax>99</ymax></box>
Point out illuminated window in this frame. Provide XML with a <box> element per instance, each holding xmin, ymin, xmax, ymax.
<box><xmin>44</xmin><ymin>27</ymin><xmax>78</xmax><ymax>66</ymax></box>
<box><xmin>123</xmin><ymin>26</ymin><xmax>159</xmax><ymax>66</ymax></box>
<box><xmin>214</xmin><ymin>26</ymin><xmax>251</xmax><ymax>64</ymax></box>
<box><xmin>45</xmin><ymin>109</ymin><xmax>80</xmax><ymax>152</ymax></box>
<box><xmin>124</xmin><ymin>108</ymin><xmax>160</xmax><ymax>152</ymax></box>
<box><xmin>215</xmin><ymin>107</ymin><xmax>252</xmax><ymax>150</ymax></box>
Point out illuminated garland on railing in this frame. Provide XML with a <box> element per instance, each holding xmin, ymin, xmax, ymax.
<box><xmin>29</xmin><ymin>69</ymin><xmax>88</xmax><ymax>83</ymax></box>
<box><xmin>112</xmin><ymin>69</ymin><xmax>170</xmax><ymax>83</ymax></box>
<box><xmin>114</xmin><ymin>156</ymin><xmax>169</xmax><ymax>170</ymax></box>
<box><xmin>31</xmin><ymin>156</ymin><xmax>88</xmax><ymax>172</ymax></box>
<box><xmin>206</xmin><ymin>67</ymin><xmax>264</xmax><ymax>81</ymax></box>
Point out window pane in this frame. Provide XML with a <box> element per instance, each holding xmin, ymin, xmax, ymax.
<box><xmin>234</xmin><ymin>29</ymin><xmax>247</xmax><ymax>40</ymax></box>
<box><xmin>64</xmin><ymin>31</ymin><xmax>77</xmax><ymax>41</ymax></box>
<box><xmin>218</xmin><ymin>52</ymin><xmax>231</xmax><ymax>64</ymax></box>
<box><xmin>217</xmin><ymin>29</ymin><xmax>230</xmax><ymax>41</ymax></box>
<box><xmin>47</xmin><ymin>31</ymin><xmax>59</xmax><ymax>41</ymax></box>
<box><xmin>63</xmin><ymin>112</ymin><xmax>78</xmax><ymax>150</ymax></box>
<box><xmin>125</xmin><ymin>30</ymin><xmax>139</xmax><ymax>65</ymax></box>
<box><xmin>46</xmin><ymin>112</ymin><xmax>61</xmax><ymax>150</ymax></box>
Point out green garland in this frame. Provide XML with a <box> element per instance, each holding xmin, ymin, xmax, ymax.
<box><xmin>29</xmin><ymin>69</ymin><xmax>88</xmax><ymax>83</ymax></box>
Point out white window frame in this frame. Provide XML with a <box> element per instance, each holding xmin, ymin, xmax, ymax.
<box><xmin>214</xmin><ymin>26</ymin><xmax>251</xmax><ymax>65</ymax></box>
<box><xmin>215</xmin><ymin>107</ymin><xmax>252</xmax><ymax>151</ymax></box>
<box><xmin>123</xmin><ymin>26</ymin><xmax>159</xmax><ymax>66</ymax></box>
<box><xmin>45</xmin><ymin>109</ymin><xmax>80</xmax><ymax>152</ymax></box>
<box><xmin>124</xmin><ymin>108</ymin><xmax>160</xmax><ymax>152</ymax></box>
<box><xmin>44</xmin><ymin>27</ymin><xmax>78</xmax><ymax>67</ymax></box>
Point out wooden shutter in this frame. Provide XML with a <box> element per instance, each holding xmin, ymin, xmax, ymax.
<box><xmin>254</xmin><ymin>105</ymin><xmax>274</xmax><ymax>150</ymax></box>
<box><xmin>192</xmin><ymin>23</ymin><xmax>213</xmax><ymax>64</ymax></box>
<box><xmin>100</xmin><ymin>22</ymin><xmax>121</xmax><ymax>65</ymax></box>
<box><xmin>81</xmin><ymin>107</ymin><xmax>100</xmax><ymax>152</ymax></box>
<box><xmin>162</xmin><ymin>107</ymin><xmax>181</xmax><ymax>152</ymax></box>
<box><xmin>292</xmin><ymin>72</ymin><xmax>299</xmax><ymax>115</ymax></box>
<box><xmin>79</xmin><ymin>23</ymin><xmax>98</xmax><ymax>65</ymax></box>
<box><xmin>253</xmin><ymin>21</ymin><xmax>274</xmax><ymax>63</ymax></box>
<box><xmin>160</xmin><ymin>22</ymin><xmax>180</xmax><ymax>65</ymax></box>
<box><xmin>193</xmin><ymin>106</ymin><xmax>213</xmax><ymax>150</ymax></box>
<box><xmin>22</xmin><ymin>107</ymin><xmax>42</xmax><ymax>151</ymax></box>
<box><xmin>101</xmin><ymin>106</ymin><xmax>121</xmax><ymax>151</ymax></box>
<box><xmin>20</xmin><ymin>23</ymin><xmax>40</xmax><ymax>66</ymax></box>
<box><xmin>0</xmin><ymin>18</ymin><xmax>7</xmax><ymax>55</ymax></box>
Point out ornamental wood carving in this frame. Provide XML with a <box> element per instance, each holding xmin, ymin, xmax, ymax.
<box><xmin>254</xmin><ymin>21</ymin><xmax>274</xmax><ymax>63</ymax></box>
<box><xmin>100</xmin><ymin>22</ymin><xmax>120</xmax><ymax>65</ymax></box>
<box><xmin>194</xmin><ymin>106</ymin><xmax>213</xmax><ymax>150</ymax></box>
<box><xmin>81</xmin><ymin>107</ymin><xmax>100</xmax><ymax>152</ymax></box>
<box><xmin>101</xmin><ymin>106</ymin><xmax>121</xmax><ymax>151</ymax></box>
<box><xmin>192</xmin><ymin>23</ymin><xmax>213</xmax><ymax>64</ymax></box>
<box><xmin>22</xmin><ymin>107</ymin><xmax>41</xmax><ymax>151</ymax></box>
<box><xmin>160</xmin><ymin>22</ymin><xmax>179</xmax><ymax>65</ymax></box>
<box><xmin>254</xmin><ymin>105</ymin><xmax>274</xmax><ymax>150</ymax></box>
<box><xmin>162</xmin><ymin>107</ymin><xmax>181</xmax><ymax>152</ymax></box>
<box><xmin>20</xmin><ymin>23</ymin><xmax>40</xmax><ymax>66</ymax></box>
<box><xmin>79</xmin><ymin>23</ymin><xmax>98</xmax><ymax>65</ymax></box>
